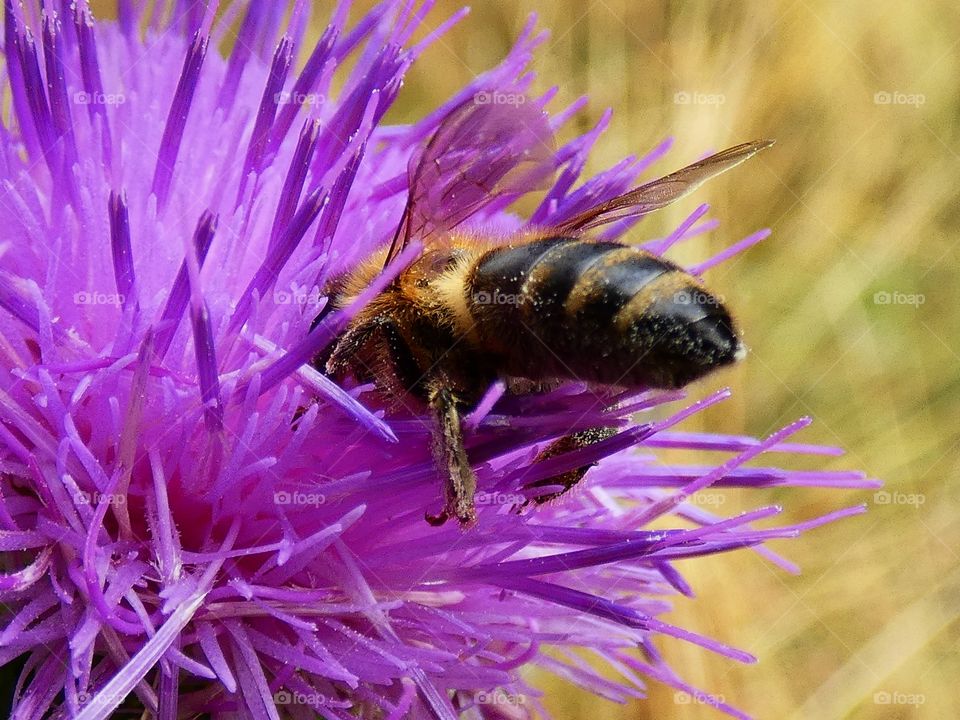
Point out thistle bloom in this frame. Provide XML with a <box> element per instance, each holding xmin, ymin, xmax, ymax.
<box><xmin>0</xmin><ymin>2</ymin><xmax>877</xmax><ymax>719</ymax></box>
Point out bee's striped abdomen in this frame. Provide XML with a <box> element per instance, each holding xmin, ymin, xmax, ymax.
<box><xmin>465</xmin><ymin>237</ymin><xmax>742</xmax><ymax>389</ymax></box>
<box><xmin>553</xmin><ymin>245</ymin><xmax>675</xmax><ymax>327</ymax></box>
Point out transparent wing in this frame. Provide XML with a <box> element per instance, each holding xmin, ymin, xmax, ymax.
<box><xmin>552</xmin><ymin>140</ymin><xmax>775</xmax><ymax>235</ymax></box>
<box><xmin>382</xmin><ymin>95</ymin><xmax>555</xmax><ymax>267</ymax></box>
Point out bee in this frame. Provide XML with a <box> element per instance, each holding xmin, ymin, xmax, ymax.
<box><xmin>319</xmin><ymin>96</ymin><xmax>772</xmax><ymax>527</ymax></box>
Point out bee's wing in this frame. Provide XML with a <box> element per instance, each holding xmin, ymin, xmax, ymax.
<box><xmin>552</xmin><ymin>140</ymin><xmax>774</xmax><ymax>235</ymax></box>
<box><xmin>382</xmin><ymin>96</ymin><xmax>555</xmax><ymax>268</ymax></box>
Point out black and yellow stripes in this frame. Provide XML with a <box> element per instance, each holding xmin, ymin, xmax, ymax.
<box><xmin>465</xmin><ymin>237</ymin><xmax>741</xmax><ymax>389</ymax></box>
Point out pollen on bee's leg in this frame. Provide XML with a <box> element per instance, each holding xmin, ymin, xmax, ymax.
<box><xmin>427</xmin><ymin>381</ymin><xmax>478</xmax><ymax>529</ymax></box>
<box><xmin>453</xmin><ymin>491</ymin><xmax>478</xmax><ymax>528</ymax></box>
<box><xmin>523</xmin><ymin>427</ymin><xmax>619</xmax><ymax>507</ymax></box>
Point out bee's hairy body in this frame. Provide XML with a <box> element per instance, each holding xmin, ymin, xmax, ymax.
<box><xmin>317</xmin><ymin>98</ymin><xmax>768</xmax><ymax>527</ymax></box>
<box><xmin>326</xmin><ymin>232</ymin><xmax>742</xmax><ymax>410</ymax></box>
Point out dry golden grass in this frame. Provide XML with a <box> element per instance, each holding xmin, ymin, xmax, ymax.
<box><xmin>368</xmin><ymin>1</ymin><xmax>959</xmax><ymax>718</ymax></box>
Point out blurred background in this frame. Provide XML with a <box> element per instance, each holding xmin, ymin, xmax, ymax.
<box><xmin>89</xmin><ymin>1</ymin><xmax>958</xmax><ymax>717</ymax></box>
<box><xmin>371</xmin><ymin>1</ymin><xmax>958</xmax><ymax>718</ymax></box>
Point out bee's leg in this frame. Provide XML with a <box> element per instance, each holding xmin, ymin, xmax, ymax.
<box><xmin>323</xmin><ymin>321</ymin><xmax>375</xmax><ymax>377</ymax></box>
<box><xmin>291</xmin><ymin>302</ymin><xmax>344</xmax><ymax>429</ymax></box>
<box><xmin>308</xmin><ymin>293</ymin><xmax>342</xmax><ymax>371</ymax></box>
<box><xmin>424</xmin><ymin>381</ymin><xmax>477</xmax><ymax>528</ymax></box>
<box><xmin>519</xmin><ymin>427</ymin><xmax>618</xmax><ymax>509</ymax></box>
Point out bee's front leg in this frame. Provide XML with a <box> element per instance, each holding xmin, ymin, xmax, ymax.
<box><xmin>424</xmin><ymin>380</ymin><xmax>477</xmax><ymax>528</ymax></box>
<box><xmin>519</xmin><ymin>427</ymin><xmax>618</xmax><ymax>509</ymax></box>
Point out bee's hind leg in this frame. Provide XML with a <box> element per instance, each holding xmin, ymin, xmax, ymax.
<box><xmin>424</xmin><ymin>380</ymin><xmax>478</xmax><ymax>528</ymax></box>
<box><xmin>517</xmin><ymin>427</ymin><xmax>618</xmax><ymax>510</ymax></box>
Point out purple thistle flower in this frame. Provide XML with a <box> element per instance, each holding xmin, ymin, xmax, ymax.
<box><xmin>0</xmin><ymin>2</ymin><xmax>879</xmax><ymax>719</ymax></box>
